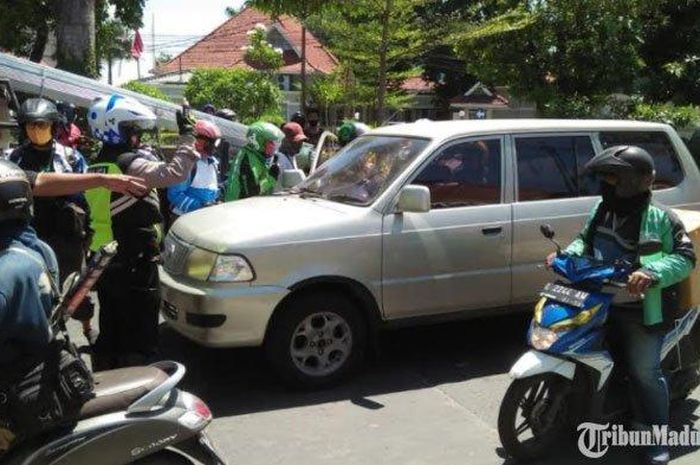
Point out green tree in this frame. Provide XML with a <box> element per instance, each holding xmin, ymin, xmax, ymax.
<box><xmin>97</xmin><ymin>18</ymin><xmax>132</xmax><ymax>84</ymax></box>
<box><xmin>185</xmin><ymin>68</ymin><xmax>283</xmax><ymax>124</ymax></box>
<box><xmin>246</xmin><ymin>0</ymin><xmax>335</xmax><ymax>113</ymax></box>
<box><xmin>0</xmin><ymin>0</ymin><xmax>144</xmax><ymax>77</ymax></box>
<box><xmin>242</xmin><ymin>24</ymin><xmax>284</xmax><ymax>74</ymax></box>
<box><xmin>637</xmin><ymin>0</ymin><xmax>700</xmax><ymax>104</ymax></box>
<box><xmin>414</xmin><ymin>0</ymin><xmax>478</xmax><ymax>118</ymax></box>
<box><xmin>121</xmin><ymin>81</ymin><xmax>170</xmax><ymax>101</ymax></box>
<box><xmin>0</xmin><ymin>1</ymin><xmax>54</xmax><ymax>63</ymax></box>
<box><xmin>450</xmin><ymin>0</ymin><xmax>643</xmax><ymax>113</ymax></box>
<box><xmin>307</xmin><ymin>0</ymin><xmax>427</xmax><ymax>123</ymax></box>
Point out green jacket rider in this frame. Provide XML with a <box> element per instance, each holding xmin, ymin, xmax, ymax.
<box><xmin>225</xmin><ymin>122</ymin><xmax>283</xmax><ymax>201</ymax></box>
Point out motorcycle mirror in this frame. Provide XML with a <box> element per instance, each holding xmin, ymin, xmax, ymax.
<box><xmin>540</xmin><ymin>224</ymin><xmax>555</xmax><ymax>240</ymax></box>
<box><xmin>639</xmin><ymin>240</ymin><xmax>663</xmax><ymax>256</ymax></box>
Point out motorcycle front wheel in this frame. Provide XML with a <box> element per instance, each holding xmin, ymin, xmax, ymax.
<box><xmin>498</xmin><ymin>373</ymin><xmax>572</xmax><ymax>462</ymax></box>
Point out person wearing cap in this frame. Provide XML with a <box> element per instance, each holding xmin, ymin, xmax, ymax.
<box><xmin>280</xmin><ymin>122</ymin><xmax>308</xmax><ymax>169</ymax></box>
<box><xmin>168</xmin><ymin>120</ymin><xmax>222</xmax><ymax>218</ymax></box>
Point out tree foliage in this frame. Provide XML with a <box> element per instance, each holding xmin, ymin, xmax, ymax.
<box><xmin>307</xmin><ymin>0</ymin><xmax>426</xmax><ymax>123</ymax></box>
<box><xmin>184</xmin><ymin>69</ymin><xmax>283</xmax><ymax>124</ymax></box>
<box><xmin>450</xmin><ymin>0</ymin><xmax>642</xmax><ymax>112</ymax></box>
<box><xmin>121</xmin><ymin>81</ymin><xmax>170</xmax><ymax>101</ymax></box>
<box><xmin>448</xmin><ymin>0</ymin><xmax>700</xmax><ymax>112</ymax></box>
<box><xmin>0</xmin><ymin>0</ymin><xmax>144</xmax><ymax>77</ymax></box>
<box><xmin>637</xmin><ymin>0</ymin><xmax>700</xmax><ymax>104</ymax></box>
<box><xmin>242</xmin><ymin>24</ymin><xmax>284</xmax><ymax>73</ymax></box>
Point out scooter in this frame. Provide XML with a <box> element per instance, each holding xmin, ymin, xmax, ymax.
<box><xmin>498</xmin><ymin>225</ymin><xmax>700</xmax><ymax>461</ymax></box>
<box><xmin>4</xmin><ymin>242</ymin><xmax>227</xmax><ymax>465</ymax></box>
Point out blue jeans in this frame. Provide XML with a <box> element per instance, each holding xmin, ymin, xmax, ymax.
<box><xmin>609</xmin><ymin>307</ymin><xmax>669</xmax><ymax>428</ymax></box>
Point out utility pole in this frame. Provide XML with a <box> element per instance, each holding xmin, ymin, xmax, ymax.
<box><xmin>300</xmin><ymin>0</ymin><xmax>307</xmax><ymax>115</ymax></box>
<box><xmin>151</xmin><ymin>13</ymin><xmax>156</xmax><ymax>72</ymax></box>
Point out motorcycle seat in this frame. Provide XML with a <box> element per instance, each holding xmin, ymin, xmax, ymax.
<box><xmin>79</xmin><ymin>366</ymin><xmax>169</xmax><ymax>420</ymax></box>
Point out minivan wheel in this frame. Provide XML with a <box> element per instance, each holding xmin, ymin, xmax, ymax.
<box><xmin>266</xmin><ymin>291</ymin><xmax>367</xmax><ymax>389</ymax></box>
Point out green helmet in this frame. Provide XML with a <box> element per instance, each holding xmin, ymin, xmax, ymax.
<box><xmin>245</xmin><ymin>121</ymin><xmax>284</xmax><ymax>156</ymax></box>
<box><xmin>337</xmin><ymin>121</ymin><xmax>370</xmax><ymax>146</ymax></box>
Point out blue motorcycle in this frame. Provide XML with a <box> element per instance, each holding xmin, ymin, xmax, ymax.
<box><xmin>498</xmin><ymin>225</ymin><xmax>700</xmax><ymax>461</ymax></box>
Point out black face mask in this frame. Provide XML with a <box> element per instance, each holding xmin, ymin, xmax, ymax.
<box><xmin>600</xmin><ymin>180</ymin><xmax>650</xmax><ymax>215</ymax></box>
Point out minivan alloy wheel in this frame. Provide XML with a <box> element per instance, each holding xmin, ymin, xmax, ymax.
<box><xmin>290</xmin><ymin>311</ymin><xmax>353</xmax><ymax>377</ymax></box>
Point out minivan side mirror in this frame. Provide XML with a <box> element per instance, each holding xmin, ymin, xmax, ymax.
<box><xmin>397</xmin><ymin>185</ymin><xmax>430</xmax><ymax>213</ymax></box>
<box><xmin>281</xmin><ymin>169</ymin><xmax>306</xmax><ymax>189</ymax></box>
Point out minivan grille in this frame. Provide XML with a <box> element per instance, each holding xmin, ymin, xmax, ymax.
<box><xmin>162</xmin><ymin>233</ymin><xmax>192</xmax><ymax>275</ymax></box>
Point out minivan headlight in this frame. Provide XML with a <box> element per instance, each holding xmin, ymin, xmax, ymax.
<box><xmin>209</xmin><ymin>255</ymin><xmax>255</xmax><ymax>282</ymax></box>
<box><xmin>185</xmin><ymin>249</ymin><xmax>255</xmax><ymax>282</ymax></box>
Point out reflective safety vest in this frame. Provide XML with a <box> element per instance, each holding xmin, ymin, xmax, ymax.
<box><xmin>85</xmin><ymin>162</ymin><xmax>163</xmax><ymax>253</ymax></box>
<box><xmin>85</xmin><ymin>162</ymin><xmax>121</xmax><ymax>251</ymax></box>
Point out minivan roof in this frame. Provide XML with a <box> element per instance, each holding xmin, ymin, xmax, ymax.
<box><xmin>370</xmin><ymin>119</ymin><xmax>671</xmax><ymax>139</ymax></box>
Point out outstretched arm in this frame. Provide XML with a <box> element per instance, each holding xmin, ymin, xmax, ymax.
<box><xmin>32</xmin><ymin>172</ymin><xmax>148</xmax><ymax>197</ymax></box>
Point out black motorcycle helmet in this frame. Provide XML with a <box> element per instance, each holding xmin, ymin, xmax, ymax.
<box><xmin>56</xmin><ymin>101</ymin><xmax>77</xmax><ymax>125</ymax></box>
<box><xmin>18</xmin><ymin>98</ymin><xmax>60</xmax><ymax>125</ymax></box>
<box><xmin>291</xmin><ymin>111</ymin><xmax>305</xmax><ymax>126</ymax></box>
<box><xmin>584</xmin><ymin>145</ymin><xmax>655</xmax><ymax>198</ymax></box>
<box><xmin>0</xmin><ymin>160</ymin><xmax>33</xmax><ymax>224</ymax></box>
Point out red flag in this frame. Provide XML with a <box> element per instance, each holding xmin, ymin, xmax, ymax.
<box><xmin>131</xmin><ymin>30</ymin><xmax>144</xmax><ymax>59</ymax></box>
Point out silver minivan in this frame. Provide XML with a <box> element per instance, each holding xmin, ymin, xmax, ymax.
<box><xmin>160</xmin><ymin>119</ymin><xmax>700</xmax><ymax>387</ymax></box>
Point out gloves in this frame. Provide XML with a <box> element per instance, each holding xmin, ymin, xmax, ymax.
<box><xmin>269</xmin><ymin>162</ymin><xmax>281</xmax><ymax>180</ymax></box>
<box><xmin>176</xmin><ymin>110</ymin><xmax>195</xmax><ymax>136</ymax></box>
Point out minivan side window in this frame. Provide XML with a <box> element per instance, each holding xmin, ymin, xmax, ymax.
<box><xmin>413</xmin><ymin>138</ymin><xmax>502</xmax><ymax>208</ymax></box>
<box><xmin>599</xmin><ymin>131</ymin><xmax>684</xmax><ymax>189</ymax></box>
<box><xmin>515</xmin><ymin>135</ymin><xmax>596</xmax><ymax>201</ymax></box>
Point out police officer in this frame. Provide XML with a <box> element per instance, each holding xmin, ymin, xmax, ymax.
<box><xmin>86</xmin><ymin>94</ymin><xmax>199</xmax><ymax>369</ymax></box>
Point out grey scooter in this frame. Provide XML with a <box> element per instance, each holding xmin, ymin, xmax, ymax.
<box><xmin>3</xmin><ymin>243</ymin><xmax>227</xmax><ymax>465</ymax></box>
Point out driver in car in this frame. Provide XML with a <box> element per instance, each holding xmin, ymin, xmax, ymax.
<box><xmin>546</xmin><ymin>145</ymin><xmax>695</xmax><ymax>465</ymax></box>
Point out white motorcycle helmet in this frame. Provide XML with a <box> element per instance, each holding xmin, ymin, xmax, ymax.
<box><xmin>88</xmin><ymin>95</ymin><xmax>157</xmax><ymax>145</ymax></box>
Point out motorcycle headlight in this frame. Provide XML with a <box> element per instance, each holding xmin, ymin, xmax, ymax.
<box><xmin>530</xmin><ymin>325</ymin><xmax>559</xmax><ymax>351</ymax></box>
<box><xmin>209</xmin><ymin>254</ymin><xmax>255</xmax><ymax>282</ymax></box>
<box><xmin>185</xmin><ymin>249</ymin><xmax>255</xmax><ymax>282</ymax></box>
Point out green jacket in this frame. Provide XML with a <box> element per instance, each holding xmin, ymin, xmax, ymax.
<box><xmin>565</xmin><ymin>201</ymin><xmax>695</xmax><ymax>326</ymax></box>
<box><xmin>225</xmin><ymin>146</ymin><xmax>276</xmax><ymax>201</ymax></box>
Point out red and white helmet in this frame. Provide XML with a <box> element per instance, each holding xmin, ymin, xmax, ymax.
<box><xmin>194</xmin><ymin>120</ymin><xmax>222</xmax><ymax>141</ymax></box>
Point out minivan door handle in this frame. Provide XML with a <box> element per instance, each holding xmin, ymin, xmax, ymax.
<box><xmin>482</xmin><ymin>226</ymin><xmax>503</xmax><ymax>236</ymax></box>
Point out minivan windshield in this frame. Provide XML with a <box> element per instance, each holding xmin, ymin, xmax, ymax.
<box><xmin>294</xmin><ymin>135</ymin><xmax>430</xmax><ymax>205</ymax></box>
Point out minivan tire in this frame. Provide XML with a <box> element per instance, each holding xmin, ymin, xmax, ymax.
<box><xmin>265</xmin><ymin>291</ymin><xmax>367</xmax><ymax>389</ymax></box>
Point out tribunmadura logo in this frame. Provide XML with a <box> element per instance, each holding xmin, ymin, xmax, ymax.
<box><xmin>577</xmin><ymin>422</ymin><xmax>700</xmax><ymax>458</ymax></box>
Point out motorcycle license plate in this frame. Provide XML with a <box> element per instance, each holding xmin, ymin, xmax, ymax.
<box><xmin>541</xmin><ymin>283</ymin><xmax>589</xmax><ymax>308</ymax></box>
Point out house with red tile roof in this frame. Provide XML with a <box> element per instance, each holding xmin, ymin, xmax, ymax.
<box><xmin>145</xmin><ymin>7</ymin><xmax>340</xmax><ymax>118</ymax></box>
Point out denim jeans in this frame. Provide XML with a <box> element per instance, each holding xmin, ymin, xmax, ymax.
<box><xmin>609</xmin><ymin>307</ymin><xmax>669</xmax><ymax>428</ymax></box>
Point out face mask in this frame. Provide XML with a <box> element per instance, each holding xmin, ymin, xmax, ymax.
<box><xmin>264</xmin><ymin>141</ymin><xmax>279</xmax><ymax>157</ymax></box>
<box><xmin>26</xmin><ymin>124</ymin><xmax>53</xmax><ymax>146</ymax></box>
<box><xmin>309</xmin><ymin>120</ymin><xmax>319</xmax><ymax>127</ymax></box>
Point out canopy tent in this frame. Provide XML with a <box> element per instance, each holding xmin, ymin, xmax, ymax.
<box><xmin>0</xmin><ymin>52</ymin><xmax>248</xmax><ymax>146</ymax></box>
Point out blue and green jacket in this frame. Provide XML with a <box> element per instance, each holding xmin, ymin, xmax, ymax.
<box><xmin>566</xmin><ymin>201</ymin><xmax>696</xmax><ymax>326</ymax></box>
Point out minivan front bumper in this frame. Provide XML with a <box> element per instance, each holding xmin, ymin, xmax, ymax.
<box><xmin>159</xmin><ymin>267</ymin><xmax>289</xmax><ymax>348</ymax></box>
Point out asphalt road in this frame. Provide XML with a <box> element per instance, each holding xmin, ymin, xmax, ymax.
<box><xmin>72</xmin><ymin>312</ymin><xmax>700</xmax><ymax>465</ymax></box>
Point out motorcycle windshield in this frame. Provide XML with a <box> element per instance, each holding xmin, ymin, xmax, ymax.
<box><xmin>551</xmin><ymin>254</ymin><xmax>622</xmax><ymax>283</ymax></box>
